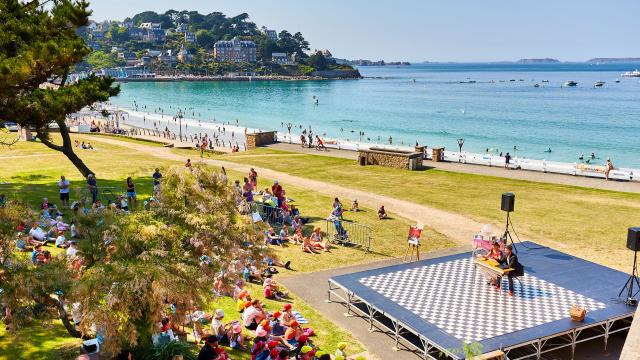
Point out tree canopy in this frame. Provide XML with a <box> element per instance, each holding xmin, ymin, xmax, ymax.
<box><xmin>0</xmin><ymin>0</ymin><xmax>119</xmax><ymax>177</ymax></box>
<box><xmin>0</xmin><ymin>165</ymin><xmax>268</xmax><ymax>355</ymax></box>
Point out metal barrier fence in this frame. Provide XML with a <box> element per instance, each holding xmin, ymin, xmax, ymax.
<box><xmin>252</xmin><ymin>202</ymin><xmax>287</xmax><ymax>227</ymax></box>
<box><xmin>325</xmin><ymin>217</ymin><xmax>372</xmax><ymax>253</ymax></box>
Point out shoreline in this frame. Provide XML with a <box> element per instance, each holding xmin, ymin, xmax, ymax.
<box><xmin>115</xmin><ymin>75</ymin><xmax>361</xmax><ymax>83</ymax></box>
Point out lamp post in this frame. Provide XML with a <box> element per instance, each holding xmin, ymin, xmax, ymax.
<box><xmin>457</xmin><ymin>138</ymin><xmax>465</xmax><ymax>162</ymax></box>
<box><xmin>178</xmin><ymin>110</ymin><xmax>184</xmax><ymax>140</ymax></box>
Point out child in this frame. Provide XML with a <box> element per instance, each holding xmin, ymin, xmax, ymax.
<box><xmin>350</xmin><ymin>199</ymin><xmax>359</xmax><ymax>212</ymax></box>
<box><xmin>377</xmin><ymin>205</ymin><xmax>387</xmax><ymax>220</ymax></box>
<box><xmin>335</xmin><ymin>342</ymin><xmax>348</xmax><ymax>359</ymax></box>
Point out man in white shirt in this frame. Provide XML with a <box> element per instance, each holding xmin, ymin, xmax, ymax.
<box><xmin>29</xmin><ymin>223</ymin><xmax>48</xmax><ymax>243</ymax></box>
<box><xmin>59</xmin><ymin>175</ymin><xmax>70</xmax><ymax>208</ymax></box>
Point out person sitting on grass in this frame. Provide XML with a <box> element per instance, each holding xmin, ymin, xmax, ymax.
<box><xmin>197</xmin><ymin>336</ymin><xmax>228</xmax><ymax>360</ymax></box>
<box><xmin>210</xmin><ymin>309</ymin><xmax>228</xmax><ymax>343</ymax></box>
<box><xmin>291</xmin><ymin>215</ymin><xmax>303</xmax><ymax>234</ymax></box>
<box><xmin>301</xmin><ymin>235</ymin><xmax>318</xmax><ymax>254</ymax></box>
<box><xmin>264</xmin><ymin>256</ymin><xmax>291</xmax><ymax>270</ymax></box>
<box><xmin>309</xmin><ymin>227</ymin><xmax>330</xmax><ymax>252</ymax></box>
<box><xmin>290</xmin><ymin>227</ymin><xmax>304</xmax><ymax>245</ymax></box>
<box><xmin>243</xmin><ymin>299</ymin><xmax>266</xmax><ymax>330</ymax></box>
<box><xmin>377</xmin><ymin>205</ymin><xmax>388</xmax><ymax>220</ymax></box>
<box><xmin>54</xmin><ymin>231</ymin><xmax>69</xmax><ymax>249</ymax></box>
<box><xmin>279</xmin><ymin>225</ymin><xmax>292</xmax><ymax>244</ymax></box>
<box><xmin>236</xmin><ymin>290</ymin><xmax>251</xmax><ymax>313</ymax></box>
<box><xmin>243</xmin><ymin>263</ymin><xmax>262</xmax><ymax>283</ymax></box>
<box><xmin>264</xmin><ymin>227</ymin><xmax>282</xmax><ymax>246</ymax></box>
<box><xmin>233</xmin><ymin>280</ymin><xmax>246</xmax><ymax>301</ymax></box>
<box><xmin>269</xmin><ymin>312</ymin><xmax>287</xmax><ymax>337</ymax></box>
<box><xmin>281</xmin><ymin>304</ymin><xmax>295</xmax><ymax>326</ymax></box>
<box><xmin>41</xmin><ymin>197</ymin><xmax>63</xmax><ymax>217</ymax></box>
<box><xmin>284</xmin><ymin>321</ymin><xmax>305</xmax><ymax>347</ymax></box>
<box><xmin>227</xmin><ymin>323</ymin><xmax>246</xmax><ymax>350</ymax></box>
<box><xmin>350</xmin><ymin>199</ymin><xmax>359</xmax><ymax>212</ymax></box>
<box><xmin>29</xmin><ymin>222</ymin><xmax>51</xmax><ymax>245</ymax></box>
<box><xmin>0</xmin><ymin>193</ymin><xmax>6</xmax><ymax>207</ymax></box>
<box><xmin>53</xmin><ymin>216</ymin><xmax>69</xmax><ymax>232</ymax></box>
<box><xmin>263</xmin><ymin>274</ymin><xmax>288</xmax><ymax>300</ymax></box>
<box><xmin>15</xmin><ymin>236</ymin><xmax>33</xmax><ymax>252</ymax></box>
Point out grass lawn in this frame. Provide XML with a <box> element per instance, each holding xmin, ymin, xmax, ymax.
<box><xmin>188</xmin><ymin>147</ymin><xmax>640</xmax><ymax>272</ymax></box>
<box><xmin>0</xmin><ymin>137</ymin><xmax>455</xmax><ymax>359</ymax></box>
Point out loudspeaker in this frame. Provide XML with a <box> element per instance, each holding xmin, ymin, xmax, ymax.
<box><xmin>501</xmin><ymin>192</ymin><xmax>515</xmax><ymax>212</ymax></box>
<box><xmin>627</xmin><ymin>227</ymin><xmax>640</xmax><ymax>251</ymax></box>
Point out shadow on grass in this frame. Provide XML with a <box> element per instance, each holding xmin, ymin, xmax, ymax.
<box><xmin>0</xmin><ymin>320</ymin><xmax>81</xmax><ymax>360</ymax></box>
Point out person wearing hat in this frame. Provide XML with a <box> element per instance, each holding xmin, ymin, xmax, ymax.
<box><xmin>335</xmin><ymin>342</ymin><xmax>348</xmax><ymax>358</ymax></box>
<box><xmin>233</xmin><ymin>280</ymin><xmax>245</xmax><ymax>301</ymax></box>
<box><xmin>228</xmin><ymin>323</ymin><xmax>246</xmax><ymax>350</ymax></box>
<box><xmin>281</xmin><ymin>304</ymin><xmax>295</xmax><ymax>325</ymax></box>
<box><xmin>243</xmin><ymin>299</ymin><xmax>266</xmax><ymax>330</ymax></box>
<box><xmin>269</xmin><ymin>311</ymin><xmax>286</xmax><ymax>336</ymax></box>
<box><xmin>210</xmin><ymin>309</ymin><xmax>228</xmax><ymax>344</ymax></box>
<box><xmin>284</xmin><ymin>320</ymin><xmax>303</xmax><ymax>346</ymax></box>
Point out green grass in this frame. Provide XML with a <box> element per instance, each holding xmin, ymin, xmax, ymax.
<box><xmin>1</xmin><ymin>136</ymin><xmax>454</xmax><ymax>359</ymax></box>
<box><xmin>198</xmin><ymin>147</ymin><xmax>640</xmax><ymax>272</ymax></box>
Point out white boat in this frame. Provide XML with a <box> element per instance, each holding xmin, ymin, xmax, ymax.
<box><xmin>594</xmin><ymin>81</ymin><xmax>605</xmax><ymax>87</ymax></box>
<box><xmin>622</xmin><ymin>70</ymin><xmax>640</xmax><ymax>77</ymax></box>
<box><xmin>564</xmin><ymin>80</ymin><xmax>578</xmax><ymax>87</ymax></box>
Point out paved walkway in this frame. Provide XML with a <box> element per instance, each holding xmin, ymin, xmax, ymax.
<box><xmin>269</xmin><ymin>143</ymin><xmax>640</xmax><ymax>194</ymax></box>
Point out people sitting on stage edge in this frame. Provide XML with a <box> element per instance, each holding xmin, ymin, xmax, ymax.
<box><xmin>377</xmin><ymin>205</ymin><xmax>387</xmax><ymax>220</ymax></box>
<box><xmin>497</xmin><ymin>244</ymin><xmax>524</xmax><ymax>296</ymax></box>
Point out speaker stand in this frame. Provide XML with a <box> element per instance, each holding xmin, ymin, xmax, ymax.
<box><xmin>502</xmin><ymin>211</ymin><xmax>517</xmax><ymax>253</ymax></box>
<box><xmin>619</xmin><ymin>250</ymin><xmax>640</xmax><ymax>305</ymax></box>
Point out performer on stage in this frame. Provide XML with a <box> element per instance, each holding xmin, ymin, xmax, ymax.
<box><xmin>478</xmin><ymin>241</ymin><xmax>503</xmax><ymax>286</ymax></box>
<box><xmin>497</xmin><ymin>245</ymin><xmax>524</xmax><ymax>296</ymax></box>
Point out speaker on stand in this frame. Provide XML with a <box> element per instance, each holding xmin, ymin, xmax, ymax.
<box><xmin>620</xmin><ymin>227</ymin><xmax>640</xmax><ymax>306</ymax></box>
<box><xmin>500</xmin><ymin>192</ymin><xmax>517</xmax><ymax>253</ymax></box>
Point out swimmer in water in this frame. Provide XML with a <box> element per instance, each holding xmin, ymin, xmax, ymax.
<box><xmin>544</xmin><ymin>147</ymin><xmax>552</xmax><ymax>153</ymax></box>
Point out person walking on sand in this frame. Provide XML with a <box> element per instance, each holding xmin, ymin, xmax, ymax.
<box><xmin>605</xmin><ymin>159</ymin><xmax>614</xmax><ymax>180</ymax></box>
<box><xmin>504</xmin><ymin>152</ymin><xmax>511</xmax><ymax>169</ymax></box>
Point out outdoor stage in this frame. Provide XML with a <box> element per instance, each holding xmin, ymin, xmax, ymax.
<box><xmin>327</xmin><ymin>242</ymin><xmax>635</xmax><ymax>359</ymax></box>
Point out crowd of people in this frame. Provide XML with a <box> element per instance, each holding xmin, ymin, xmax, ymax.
<box><xmin>2</xmin><ymin>165</ymin><xmax>362</xmax><ymax>360</ymax></box>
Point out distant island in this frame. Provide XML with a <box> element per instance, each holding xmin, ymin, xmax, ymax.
<box><xmin>516</xmin><ymin>58</ymin><xmax>560</xmax><ymax>64</ymax></box>
<box><xmin>77</xmin><ymin>10</ymin><xmax>360</xmax><ymax>80</ymax></box>
<box><xmin>335</xmin><ymin>59</ymin><xmax>411</xmax><ymax>66</ymax></box>
<box><xmin>587</xmin><ymin>58</ymin><xmax>640</xmax><ymax>63</ymax></box>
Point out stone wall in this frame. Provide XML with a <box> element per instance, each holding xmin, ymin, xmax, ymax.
<box><xmin>310</xmin><ymin>69</ymin><xmax>362</xmax><ymax>79</ymax></box>
<box><xmin>357</xmin><ymin>148</ymin><xmax>423</xmax><ymax>170</ymax></box>
<box><xmin>245</xmin><ymin>131</ymin><xmax>277</xmax><ymax>150</ymax></box>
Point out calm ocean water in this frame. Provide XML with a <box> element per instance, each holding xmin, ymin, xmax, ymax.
<box><xmin>112</xmin><ymin>63</ymin><xmax>640</xmax><ymax>167</ymax></box>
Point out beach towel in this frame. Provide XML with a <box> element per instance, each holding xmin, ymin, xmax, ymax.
<box><xmin>292</xmin><ymin>311</ymin><xmax>309</xmax><ymax>324</ymax></box>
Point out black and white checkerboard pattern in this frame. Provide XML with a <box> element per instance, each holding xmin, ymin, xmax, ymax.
<box><xmin>358</xmin><ymin>258</ymin><xmax>607</xmax><ymax>343</ymax></box>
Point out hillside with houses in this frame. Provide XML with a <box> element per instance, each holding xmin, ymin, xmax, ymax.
<box><xmin>77</xmin><ymin>10</ymin><xmax>359</xmax><ymax>79</ymax></box>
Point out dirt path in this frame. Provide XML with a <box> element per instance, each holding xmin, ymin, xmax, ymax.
<box><xmin>90</xmin><ymin>136</ymin><xmax>490</xmax><ymax>246</ymax></box>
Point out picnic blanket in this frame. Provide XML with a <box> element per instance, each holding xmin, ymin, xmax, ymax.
<box><xmin>292</xmin><ymin>311</ymin><xmax>309</xmax><ymax>324</ymax></box>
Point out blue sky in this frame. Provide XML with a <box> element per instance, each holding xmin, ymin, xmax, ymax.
<box><xmin>90</xmin><ymin>0</ymin><xmax>639</xmax><ymax>62</ymax></box>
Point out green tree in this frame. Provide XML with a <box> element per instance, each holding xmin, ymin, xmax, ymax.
<box><xmin>0</xmin><ymin>165</ymin><xmax>268</xmax><ymax>355</ymax></box>
<box><xmin>306</xmin><ymin>51</ymin><xmax>329</xmax><ymax>71</ymax></box>
<box><xmin>0</xmin><ymin>0</ymin><xmax>119</xmax><ymax>177</ymax></box>
<box><xmin>87</xmin><ymin>50</ymin><xmax>124</xmax><ymax>69</ymax></box>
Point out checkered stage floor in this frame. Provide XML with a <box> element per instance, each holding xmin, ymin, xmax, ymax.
<box><xmin>358</xmin><ymin>257</ymin><xmax>607</xmax><ymax>343</ymax></box>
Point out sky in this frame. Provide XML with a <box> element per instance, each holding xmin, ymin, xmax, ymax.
<box><xmin>89</xmin><ymin>0</ymin><xmax>639</xmax><ymax>62</ymax></box>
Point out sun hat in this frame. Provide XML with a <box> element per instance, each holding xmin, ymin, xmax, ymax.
<box><xmin>282</xmin><ymin>303</ymin><xmax>292</xmax><ymax>311</ymax></box>
<box><xmin>337</xmin><ymin>342</ymin><xmax>347</xmax><ymax>350</ymax></box>
<box><xmin>244</xmin><ymin>301</ymin><xmax>252</xmax><ymax>308</ymax></box>
<box><xmin>300</xmin><ymin>345</ymin><xmax>312</xmax><ymax>354</ymax></box>
<box><xmin>233</xmin><ymin>324</ymin><xmax>242</xmax><ymax>334</ymax></box>
<box><xmin>289</xmin><ymin>320</ymin><xmax>299</xmax><ymax>327</ymax></box>
<box><xmin>274</xmin><ymin>180</ymin><xmax>279</xmax><ymax>184</ymax></box>
<box><xmin>206</xmin><ymin>336</ymin><xmax>219</xmax><ymax>344</ymax></box>
<box><xmin>335</xmin><ymin>356</ymin><xmax>345</xmax><ymax>360</ymax></box>
<box><xmin>256</xmin><ymin>329</ymin><xmax>267</xmax><ymax>337</ymax></box>
<box><xmin>272</xmin><ymin>311</ymin><xmax>281</xmax><ymax>318</ymax></box>
<box><xmin>297</xmin><ymin>334</ymin><xmax>308</xmax><ymax>344</ymax></box>
<box><xmin>238</xmin><ymin>290</ymin><xmax>249</xmax><ymax>299</ymax></box>
<box><xmin>268</xmin><ymin>340</ymin><xmax>279</xmax><ymax>349</ymax></box>
<box><xmin>215</xmin><ymin>309</ymin><xmax>224</xmax><ymax>319</ymax></box>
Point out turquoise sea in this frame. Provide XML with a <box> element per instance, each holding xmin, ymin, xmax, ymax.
<box><xmin>112</xmin><ymin>63</ymin><xmax>640</xmax><ymax>167</ymax></box>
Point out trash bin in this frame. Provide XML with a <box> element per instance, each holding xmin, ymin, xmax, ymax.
<box><xmin>432</xmin><ymin>147</ymin><xmax>445</xmax><ymax>162</ymax></box>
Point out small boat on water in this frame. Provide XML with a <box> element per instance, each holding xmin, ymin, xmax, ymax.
<box><xmin>509</xmin><ymin>79</ymin><xmax>516</xmax><ymax>82</ymax></box>
<box><xmin>615</xmin><ymin>79</ymin><xmax>621</xmax><ymax>83</ymax></box>
<box><xmin>564</xmin><ymin>80</ymin><xmax>578</xmax><ymax>87</ymax></box>
<box><xmin>622</xmin><ymin>70</ymin><xmax>640</xmax><ymax>77</ymax></box>
<box><xmin>533</xmin><ymin>83</ymin><xmax>540</xmax><ymax>88</ymax></box>
<box><xmin>542</xmin><ymin>80</ymin><xmax>550</xmax><ymax>83</ymax></box>
<box><xmin>594</xmin><ymin>81</ymin><xmax>605</xmax><ymax>87</ymax></box>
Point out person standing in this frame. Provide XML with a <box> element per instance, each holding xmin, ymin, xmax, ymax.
<box><xmin>248</xmin><ymin>168</ymin><xmax>258</xmax><ymax>190</ymax></box>
<box><xmin>504</xmin><ymin>152</ymin><xmax>511</xmax><ymax>169</ymax></box>
<box><xmin>126</xmin><ymin>177</ymin><xmax>137</xmax><ymax>209</ymax></box>
<box><xmin>497</xmin><ymin>245</ymin><xmax>524</xmax><ymax>296</ymax></box>
<box><xmin>87</xmin><ymin>174</ymin><xmax>98</xmax><ymax>204</ymax></box>
<box><xmin>58</xmin><ymin>175</ymin><xmax>70</xmax><ymax>208</ymax></box>
<box><xmin>152</xmin><ymin>168</ymin><xmax>162</xmax><ymax>194</ymax></box>
<box><xmin>605</xmin><ymin>159</ymin><xmax>614</xmax><ymax>180</ymax></box>
<box><xmin>271</xmin><ymin>180</ymin><xmax>283</xmax><ymax>208</ymax></box>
